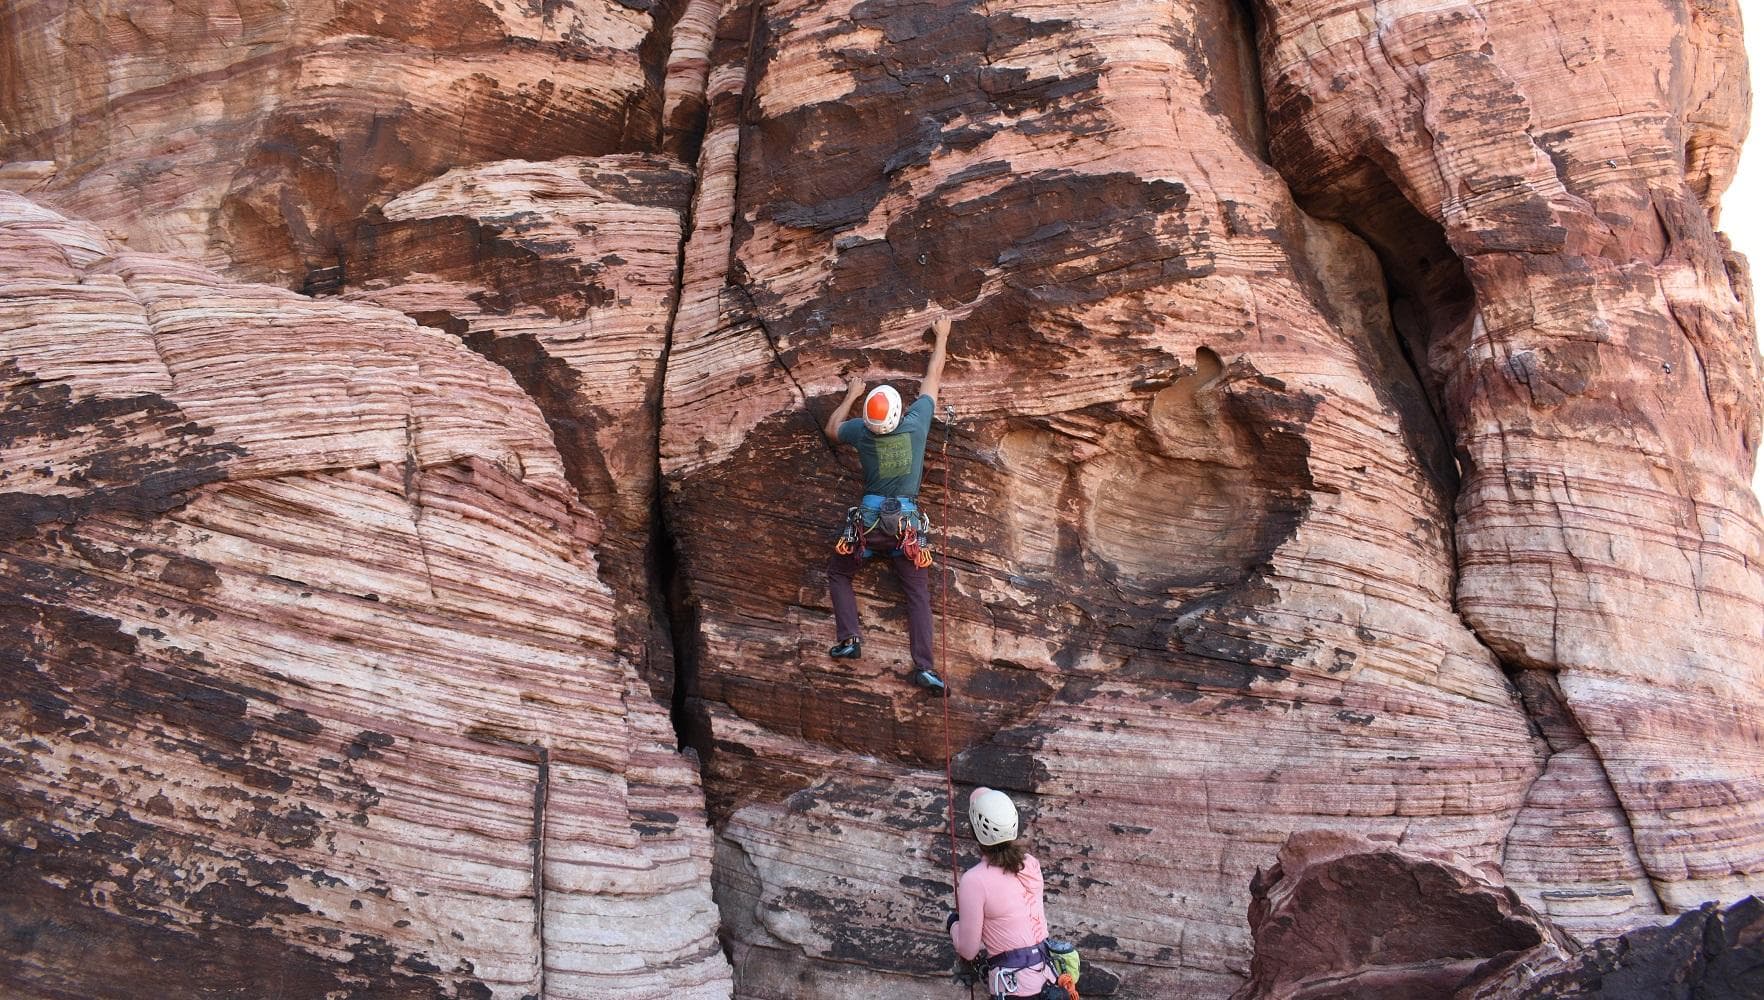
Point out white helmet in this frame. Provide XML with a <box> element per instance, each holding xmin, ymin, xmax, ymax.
<box><xmin>969</xmin><ymin>788</ymin><xmax>1019</xmax><ymax>846</ymax></box>
<box><xmin>862</xmin><ymin>384</ymin><xmax>902</xmax><ymax>434</ymax></box>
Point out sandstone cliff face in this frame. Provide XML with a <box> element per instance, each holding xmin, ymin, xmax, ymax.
<box><xmin>0</xmin><ymin>0</ymin><xmax>667</xmax><ymax>285</ymax></box>
<box><xmin>662</xmin><ymin>0</ymin><xmax>1537</xmax><ymax>993</ymax></box>
<box><xmin>1258</xmin><ymin>0</ymin><xmax>1764</xmax><ymax>926</ymax></box>
<box><xmin>1231</xmin><ymin>835</ymin><xmax>1764</xmax><ymax>1000</ymax></box>
<box><xmin>0</xmin><ymin>193</ymin><xmax>731</xmax><ymax>997</ymax></box>
<box><xmin>3</xmin><ymin>0</ymin><xmax>1763</xmax><ymax>997</ymax></box>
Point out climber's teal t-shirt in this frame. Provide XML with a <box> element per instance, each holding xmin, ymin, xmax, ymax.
<box><xmin>838</xmin><ymin>394</ymin><xmax>935</xmax><ymax>498</ymax></box>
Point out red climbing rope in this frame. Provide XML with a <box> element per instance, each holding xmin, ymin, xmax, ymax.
<box><xmin>939</xmin><ymin>404</ymin><xmax>957</xmax><ymax>891</ymax></box>
<box><xmin>937</xmin><ymin>405</ymin><xmax>974</xmax><ymax>1000</ymax></box>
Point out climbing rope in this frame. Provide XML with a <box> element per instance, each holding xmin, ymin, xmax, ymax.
<box><xmin>939</xmin><ymin>403</ymin><xmax>957</xmax><ymax>890</ymax></box>
<box><xmin>937</xmin><ymin>404</ymin><xmax>975</xmax><ymax>1000</ymax></box>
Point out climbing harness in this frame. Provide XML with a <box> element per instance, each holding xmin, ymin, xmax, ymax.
<box><xmin>986</xmin><ymin>942</ymin><xmax>1056</xmax><ymax>999</ymax></box>
<box><xmin>926</xmin><ymin>407</ymin><xmax>1085</xmax><ymax>1000</ymax></box>
<box><xmin>834</xmin><ymin>494</ymin><xmax>934</xmax><ymax>568</ymax></box>
<box><xmin>983</xmin><ymin>940</ymin><xmax>1081</xmax><ymax>1000</ymax></box>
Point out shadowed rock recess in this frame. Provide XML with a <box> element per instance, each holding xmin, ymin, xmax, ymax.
<box><xmin>1</xmin><ymin>1</ymin><xmax>1760</xmax><ymax>998</ymax></box>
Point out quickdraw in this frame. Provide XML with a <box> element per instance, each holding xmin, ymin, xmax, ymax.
<box><xmin>834</xmin><ymin>501</ymin><xmax>934</xmax><ymax>568</ymax></box>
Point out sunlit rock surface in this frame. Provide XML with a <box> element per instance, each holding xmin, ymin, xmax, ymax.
<box><xmin>340</xmin><ymin>152</ymin><xmax>697</xmax><ymax>701</ymax></box>
<box><xmin>0</xmin><ymin>0</ymin><xmax>670</xmax><ymax>286</ymax></box>
<box><xmin>1259</xmin><ymin>0</ymin><xmax>1764</xmax><ymax>922</ymax></box>
<box><xmin>661</xmin><ymin>0</ymin><xmax>1574</xmax><ymax>994</ymax></box>
<box><xmin>2</xmin><ymin>0</ymin><xmax>1763</xmax><ymax>996</ymax></box>
<box><xmin>0</xmin><ymin>192</ymin><xmax>732</xmax><ymax>1000</ymax></box>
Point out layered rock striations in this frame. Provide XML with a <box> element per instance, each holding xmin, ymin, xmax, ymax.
<box><xmin>339</xmin><ymin>153</ymin><xmax>698</xmax><ymax>701</ymax></box>
<box><xmin>0</xmin><ymin>0</ymin><xmax>715</xmax><ymax>704</ymax></box>
<box><xmin>1231</xmin><ymin>835</ymin><xmax>1764</xmax><ymax>1000</ymax></box>
<box><xmin>2</xmin><ymin>0</ymin><xmax>1763</xmax><ymax>997</ymax></box>
<box><xmin>1257</xmin><ymin>0</ymin><xmax>1764</xmax><ymax>928</ymax></box>
<box><xmin>660</xmin><ymin>0</ymin><xmax>1585</xmax><ymax>993</ymax></box>
<box><xmin>0</xmin><ymin>0</ymin><xmax>672</xmax><ymax>285</ymax></box>
<box><xmin>0</xmin><ymin>193</ymin><xmax>731</xmax><ymax>998</ymax></box>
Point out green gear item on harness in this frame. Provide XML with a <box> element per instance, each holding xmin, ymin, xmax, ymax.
<box><xmin>1046</xmin><ymin>940</ymin><xmax>1079</xmax><ymax>982</ymax></box>
<box><xmin>835</xmin><ymin>497</ymin><xmax>933</xmax><ymax>567</ymax></box>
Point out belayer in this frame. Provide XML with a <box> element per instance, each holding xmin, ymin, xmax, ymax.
<box><xmin>822</xmin><ymin>312</ymin><xmax>951</xmax><ymax>691</ymax></box>
<box><xmin>948</xmin><ymin>788</ymin><xmax>1081</xmax><ymax>999</ymax></box>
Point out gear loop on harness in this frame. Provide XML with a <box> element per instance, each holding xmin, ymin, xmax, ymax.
<box><xmin>833</xmin><ymin>495</ymin><xmax>934</xmax><ymax>563</ymax></box>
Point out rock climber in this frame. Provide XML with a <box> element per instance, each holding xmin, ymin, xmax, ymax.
<box><xmin>822</xmin><ymin>313</ymin><xmax>950</xmax><ymax>691</ymax></box>
<box><xmin>947</xmin><ymin>787</ymin><xmax>1066</xmax><ymax>999</ymax></box>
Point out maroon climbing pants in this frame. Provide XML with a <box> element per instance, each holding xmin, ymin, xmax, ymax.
<box><xmin>827</xmin><ymin>534</ymin><xmax>934</xmax><ymax>672</ymax></box>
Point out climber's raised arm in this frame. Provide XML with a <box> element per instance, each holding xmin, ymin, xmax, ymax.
<box><xmin>824</xmin><ymin>376</ymin><xmax>865</xmax><ymax>445</ymax></box>
<box><xmin>919</xmin><ymin>314</ymin><xmax>951</xmax><ymax>405</ymax></box>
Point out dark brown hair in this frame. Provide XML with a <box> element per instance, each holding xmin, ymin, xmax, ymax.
<box><xmin>979</xmin><ymin>837</ymin><xmax>1027</xmax><ymax>874</ymax></box>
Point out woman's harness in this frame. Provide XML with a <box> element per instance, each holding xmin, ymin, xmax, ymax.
<box><xmin>984</xmin><ymin>940</ymin><xmax>1059</xmax><ymax>999</ymax></box>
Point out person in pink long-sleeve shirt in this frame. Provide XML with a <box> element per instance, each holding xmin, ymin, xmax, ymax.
<box><xmin>946</xmin><ymin>787</ymin><xmax>1058</xmax><ymax>998</ymax></box>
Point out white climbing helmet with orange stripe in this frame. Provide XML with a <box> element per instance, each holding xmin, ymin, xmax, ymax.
<box><xmin>863</xmin><ymin>384</ymin><xmax>902</xmax><ymax>434</ymax></box>
<box><xmin>969</xmin><ymin>787</ymin><xmax>1019</xmax><ymax>846</ymax></box>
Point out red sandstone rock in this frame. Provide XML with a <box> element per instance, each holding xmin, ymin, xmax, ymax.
<box><xmin>654</xmin><ymin>0</ymin><xmax>1764</xmax><ymax>994</ymax></box>
<box><xmin>1259</xmin><ymin>0</ymin><xmax>1764</xmax><ymax>922</ymax></box>
<box><xmin>1230</xmin><ymin>833</ymin><xmax>1573</xmax><ymax>1000</ymax></box>
<box><xmin>340</xmin><ymin>152</ymin><xmax>697</xmax><ymax>700</ymax></box>
<box><xmin>0</xmin><ymin>0</ymin><xmax>677</xmax><ymax>285</ymax></box>
<box><xmin>3</xmin><ymin>0</ymin><xmax>1763</xmax><ymax>996</ymax></box>
<box><xmin>1232</xmin><ymin>837</ymin><xmax>1764</xmax><ymax>1000</ymax></box>
<box><xmin>660</xmin><ymin>0</ymin><xmax>1559</xmax><ymax>994</ymax></box>
<box><xmin>1469</xmin><ymin>897</ymin><xmax>1764</xmax><ymax>999</ymax></box>
<box><xmin>0</xmin><ymin>192</ymin><xmax>731</xmax><ymax>999</ymax></box>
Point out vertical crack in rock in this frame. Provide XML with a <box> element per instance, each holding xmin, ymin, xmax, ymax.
<box><xmin>1246</xmin><ymin>0</ymin><xmax>1764</xmax><ymax>932</ymax></box>
<box><xmin>657</xmin><ymin>0</ymin><xmax>1563</xmax><ymax>989</ymax></box>
<box><xmin>1259</xmin><ymin>99</ymin><xmax>1656</xmax><ymax>937</ymax></box>
<box><xmin>1506</xmin><ymin>673</ymin><xmax>1670</xmax><ymax>920</ymax></box>
<box><xmin>3</xmin><ymin>6</ymin><xmax>744</xmax><ymax>995</ymax></box>
<box><xmin>1213</xmin><ymin>0</ymin><xmax>1271</xmax><ymax>164</ymax></box>
<box><xmin>654</xmin><ymin>123</ymin><xmax>714</xmax><ymax>763</ymax></box>
<box><xmin>465</xmin><ymin>728</ymin><xmax>553</xmax><ymax>996</ymax></box>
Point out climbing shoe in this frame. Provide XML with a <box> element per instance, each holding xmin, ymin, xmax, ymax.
<box><xmin>828</xmin><ymin>637</ymin><xmax>862</xmax><ymax>659</ymax></box>
<box><xmin>910</xmin><ymin>667</ymin><xmax>946</xmax><ymax>692</ymax></box>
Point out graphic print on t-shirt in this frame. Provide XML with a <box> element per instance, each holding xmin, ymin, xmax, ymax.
<box><xmin>874</xmin><ymin>432</ymin><xmax>913</xmax><ymax>480</ymax></box>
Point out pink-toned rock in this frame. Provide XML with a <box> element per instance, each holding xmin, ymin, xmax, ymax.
<box><xmin>1230</xmin><ymin>834</ymin><xmax>1573</xmax><ymax>1000</ymax></box>
<box><xmin>1232</xmin><ymin>836</ymin><xmax>1764</xmax><ymax>1000</ymax></box>
<box><xmin>3</xmin><ymin>0</ymin><xmax>1763</xmax><ymax>995</ymax></box>
<box><xmin>0</xmin><ymin>191</ymin><xmax>731</xmax><ymax>999</ymax></box>
<box><xmin>659</xmin><ymin>0</ymin><xmax>1565</xmax><ymax>994</ymax></box>
<box><xmin>340</xmin><ymin>152</ymin><xmax>697</xmax><ymax>699</ymax></box>
<box><xmin>0</xmin><ymin>0</ymin><xmax>680</xmax><ymax>285</ymax></box>
<box><xmin>1259</xmin><ymin>0</ymin><xmax>1764</xmax><ymax>919</ymax></box>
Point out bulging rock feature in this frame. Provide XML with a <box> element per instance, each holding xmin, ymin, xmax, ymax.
<box><xmin>0</xmin><ymin>0</ymin><xmax>679</xmax><ymax>286</ymax></box>
<box><xmin>1230</xmin><ymin>832</ymin><xmax>1573</xmax><ymax>1000</ymax></box>
<box><xmin>0</xmin><ymin>192</ymin><xmax>732</xmax><ymax>999</ymax></box>
<box><xmin>1</xmin><ymin>0</ymin><xmax>1763</xmax><ymax>996</ymax></box>
<box><xmin>1232</xmin><ymin>835</ymin><xmax>1764</xmax><ymax>1000</ymax></box>
<box><xmin>1258</xmin><ymin>0</ymin><xmax>1764</xmax><ymax>920</ymax></box>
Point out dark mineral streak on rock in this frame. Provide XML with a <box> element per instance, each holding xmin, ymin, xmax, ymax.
<box><xmin>0</xmin><ymin>361</ymin><xmax>243</xmax><ymax>543</ymax></box>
